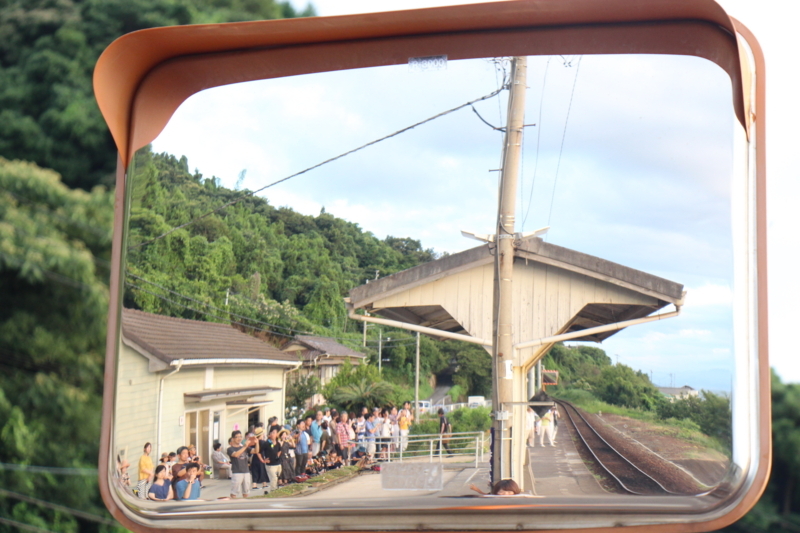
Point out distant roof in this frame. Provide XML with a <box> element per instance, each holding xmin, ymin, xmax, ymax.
<box><xmin>657</xmin><ymin>386</ymin><xmax>697</xmax><ymax>396</ymax></box>
<box><xmin>283</xmin><ymin>335</ymin><xmax>365</xmax><ymax>362</ymax></box>
<box><xmin>122</xmin><ymin>308</ymin><xmax>297</xmax><ymax>367</ymax></box>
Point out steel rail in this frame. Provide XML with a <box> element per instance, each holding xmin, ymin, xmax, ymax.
<box><xmin>556</xmin><ymin>400</ymin><xmax>675</xmax><ymax>496</ymax></box>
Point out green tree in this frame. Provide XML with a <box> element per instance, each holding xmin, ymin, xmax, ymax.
<box><xmin>286</xmin><ymin>374</ymin><xmax>320</xmax><ymax>409</ymax></box>
<box><xmin>328</xmin><ymin>378</ymin><xmax>393</xmax><ymax>413</ymax></box>
<box><xmin>0</xmin><ymin>0</ymin><xmax>314</xmax><ymax>191</ymax></box>
<box><xmin>438</xmin><ymin>341</ymin><xmax>492</xmax><ymax>397</ymax></box>
<box><xmin>721</xmin><ymin>371</ymin><xmax>800</xmax><ymax>532</ymax></box>
<box><xmin>593</xmin><ymin>364</ymin><xmax>661</xmax><ymax>411</ymax></box>
<box><xmin>0</xmin><ymin>158</ymin><xmax>119</xmax><ymax>532</ymax></box>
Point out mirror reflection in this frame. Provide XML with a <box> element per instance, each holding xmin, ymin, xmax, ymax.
<box><xmin>115</xmin><ymin>54</ymin><xmax>737</xmax><ymax>510</ymax></box>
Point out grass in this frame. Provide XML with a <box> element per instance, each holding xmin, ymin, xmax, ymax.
<box><xmin>551</xmin><ymin>389</ymin><xmax>730</xmax><ymax>456</ymax></box>
<box><xmin>255</xmin><ymin>466</ymin><xmax>360</xmax><ymax>498</ymax></box>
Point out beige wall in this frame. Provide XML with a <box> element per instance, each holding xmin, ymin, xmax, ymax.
<box><xmin>115</xmin><ymin>342</ymin><xmax>158</xmax><ymax>467</ymax></box>
<box><xmin>371</xmin><ymin>260</ymin><xmax>658</xmax><ymax>362</ymax></box>
<box><xmin>115</xmin><ymin>342</ymin><xmax>287</xmax><ymax>464</ymax></box>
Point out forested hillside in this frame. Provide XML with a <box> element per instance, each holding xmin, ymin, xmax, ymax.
<box><xmin>0</xmin><ymin>0</ymin><xmax>314</xmax><ymax>192</ymax></box>
<box><xmin>123</xmin><ymin>148</ymin><xmax>491</xmax><ymax>406</ymax></box>
<box><xmin>125</xmin><ymin>149</ymin><xmax>436</xmax><ymax>337</ymax></box>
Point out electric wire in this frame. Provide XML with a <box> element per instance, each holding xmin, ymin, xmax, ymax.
<box><xmin>126</xmin><ymin>272</ymin><xmax>416</xmax><ymax>346</ymax></box>
<box><xmin>0</xmin><ymin>462</ymin><xmax>97</xmax><ymax>476</ymax></box>
<box><xmin>521</xmin><ymin>57</ymin><xmax>551</xmax><ymax>230</ymax></box>
<box><xmin>0</xmin><ymin>516</ymin><xmax>57</xmax><ymax>533</ymax></box>
<box><xmin>126</xmin><ymin>280</ymin><xmax>397</xmax><ymax>352</ymax></box>
<box><xmin>0</xmin><ymin>488</ymin><xmax>117</xmax><ymax>527</ymax></box>
<box><xmin>129</xmin><ymin>88</ymin><xmax>504</xmax><ymax>252</ymax></box>
<box><xmin>546</xmin><ymin>55</ymin><xmax>582</xmax><ymax>233</ymax></box>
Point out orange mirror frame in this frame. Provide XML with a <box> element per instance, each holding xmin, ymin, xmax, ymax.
<box><xmin>94</xmin><ymin>1</ymin><xmax>768</xmax><ymax>531</ymax></box>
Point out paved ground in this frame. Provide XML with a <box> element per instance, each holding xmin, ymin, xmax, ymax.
<box><xmin>194</xmin><ymin>455</ymin><xmax>488</xmax><ymax>501</ymax></box>
<box><xmin>527</xmin><ymin>425</ymin><xmax>606</xmax><ymax>496</ymax></box>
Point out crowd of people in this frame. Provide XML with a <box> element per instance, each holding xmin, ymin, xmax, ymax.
<box><xmin>128</xmin><ymin>402</ymin><xmax>418</xmax><ymax>501</ymax></box>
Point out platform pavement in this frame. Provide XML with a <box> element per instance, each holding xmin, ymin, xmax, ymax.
<box><xmin>526</xmin><ymin>425</ymin><xmax>606</xmax><ymax>496</ymax></box>
<box><xmin>189</xmin><ymin>457</ymin><xmax>490</xmax><ymax>501</ymax></box>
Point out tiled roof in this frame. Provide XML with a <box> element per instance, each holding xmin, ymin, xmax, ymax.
<box><xmin>285</xmin><ymin>336</ymin><xmax>365</xmax><ymax>360</ymax></box>
<box><xmin>121</xmin><ymin>308</ymin><xmax>297</xmax><ymax>365</ymax></box>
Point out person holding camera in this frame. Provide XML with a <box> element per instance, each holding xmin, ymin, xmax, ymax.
<box><xmin>227</xmin><ymin>430</ymin><xmax>259</xmax><ymax>499</ymax></box>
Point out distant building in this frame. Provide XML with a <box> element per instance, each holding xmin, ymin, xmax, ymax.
<box><xmin>657</xmin><ymin>385</ymin><xmax>699</xmax><ymax>402</ymax></box>
<box><xmin>115</xmin><ymin>308</ymin><xmax>299</xmax><ymax>463</ymax></box>
<box><xmin>281</xmin><ymin>335</ymin><xmax>366</xmax><ymax>385</ymax></box>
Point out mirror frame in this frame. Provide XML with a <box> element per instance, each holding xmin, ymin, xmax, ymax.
<box><xmin>93</xmin><ymin>1</ymin><xmax>768</xmax><ymax>531</ymax></box>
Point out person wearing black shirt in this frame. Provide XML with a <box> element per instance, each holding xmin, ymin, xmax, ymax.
<box><xmin>262</xmin><ymin>427</ymin><xmax>282</xmax><ymax>493</ymax></box>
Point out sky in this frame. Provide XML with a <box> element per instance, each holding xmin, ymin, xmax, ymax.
<box><xmin>148</xmin><ymin>0</ymin><xmax>798</xmax><ymax>389</ymax></box>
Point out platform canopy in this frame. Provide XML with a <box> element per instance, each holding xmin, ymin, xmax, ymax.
<box><xmin>349</xmin><ymin>236</ymin><xmax>684</xmax><ymax>355</ymax></box>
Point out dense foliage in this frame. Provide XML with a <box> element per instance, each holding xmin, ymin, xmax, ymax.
<box><xmin>657</xmin><ymin>390</ymin><xmax>733</xmax><ymax>449</ymax></box>
<box><xmin>0</xmin><ymin>158</ymin><xmax>117</xmax><ymax>532</ymax></box>
<box><xmin>0</xmin><ymin>0</ymin><xmax>314</xmax><ymax>191</ymax></box>
<box><xmin>125</xmin><ymin>149</ymin><xmax>437</xmax><ymax>338</ymax></box>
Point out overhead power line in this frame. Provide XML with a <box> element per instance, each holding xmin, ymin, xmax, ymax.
<box><xmin>0</xmin><ymin>488</ymin><xmax>117</xmax><ymax>527</ymax></box>
<box><xmin>546</xmin><ymin>55</ymin><xmax>582</xmax><ymax>232</ymax></box>
<box><xmin>0</xmin><ymin>516</ymin><xmax>57</xmax><ymax>533</ymax></box>
<box><xmin>522</xmin><ymin>57</ymin><xmax>551</xmax><ymax>231</ymax></box>
<box><xmin>129</xmin><ymin>88</ymin><xmax>504</xmax><ymax>252</ymax></box>
<box><xmin>0</xmin><ymin>462</ymin><xmax>96</xmax><ymax>476</ymax></box>
<box><xmin>127</xmin><ymin>272</ymin><xmax>417</xmax><ymax>346</ymax></box>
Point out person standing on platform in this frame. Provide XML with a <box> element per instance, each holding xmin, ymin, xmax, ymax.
<box><xmin>137</xmin><ymin>442</ymin><xmax>154</xmax><ymax>499</ymax></box>
<box><xmin>227</xmin><ymin>430</ymin><xmax>258</xmax><ymax>499</ymax></box>
<box><xmin>262</xmin><ymin>427</ymin><xmax>282</xmax><ymax>493</ymax></box>
<box><xmin>539</xmin><ymin>407</ymin><xmax>555</xmax><ymax>447</ymax></box>
<box><xmin>278</xmin><ymin>429</ymin><xmax>296</xmax><ymax>486</ymax></box>
<box><xmin>437</xmin><ymin>408</ymin><xmax>453</xmax><ymax>457</ymax></box>
<box><xmin>551</xmin><ymin>405</ymin><xmax>561</xmax><ymax>444</ymax></box>
<box><xmin>311</xmin><ymin>411</ymin><xmax>324</xmax><ymax>457</ymax></box>
<box><xmin>525</xmin><ymin>407</ymin><xmax>540</xmax><ymax>448</ymax></box>
<box><xmin>295</xmin><ymin>420</ymin><xmax>310</xmax><ymax>475</ymax></box>
<box><xmin>250</xmin><ymin>427</ymin><xmax>268</xmax><ymax>490</ymax></box>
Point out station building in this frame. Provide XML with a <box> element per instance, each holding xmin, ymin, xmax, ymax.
<box><xmin>114</xmin><ymin>308</ymin><xmax>298</xmax><ymax>464</ymax></box>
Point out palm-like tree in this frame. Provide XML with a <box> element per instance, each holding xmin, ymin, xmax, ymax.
<box><xmin>329</xmin><ymin>378</ymin><xmax>393</xmax><ymax>412</ymax></box>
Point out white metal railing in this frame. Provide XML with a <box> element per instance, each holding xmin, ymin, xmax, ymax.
<box><xmin>345</xmin><ymin>431</ymin><xmax>488</xmax><ymax>466</ymax></box>
<box><xmin>431</xmin><ymin>400</ymin><xmax>493</xmax><ymax>412</ymax></box>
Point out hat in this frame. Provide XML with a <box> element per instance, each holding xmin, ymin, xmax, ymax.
<box><xmin>278</xmin><ymin>429</ymin><xmax>289</xmax><ymax>438</ymax></box>
<box><xmin>254</xmin><ymin>427</ymin><xmax>264</xmax><ymax>437</ymax></box>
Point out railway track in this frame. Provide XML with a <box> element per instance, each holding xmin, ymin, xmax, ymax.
<box><xmin>555</xmin><ymin>400</ymin><xmax>677</xmax><ymax>496</ymax></box>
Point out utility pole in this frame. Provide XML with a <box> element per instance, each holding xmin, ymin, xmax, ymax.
<box><xmin>415</xmin><ymin>332</ymin><xmax>420</xmax><ymax>424</ymax></box>
<box><xmin>491</xmin><ymin>56</ymin><xmax>527</xmax><ymax>484</ymax></box>
<box><xmin>378</xmin><ymin>330</ymin><xmax>383</xmax><ymax>372</ymax></box>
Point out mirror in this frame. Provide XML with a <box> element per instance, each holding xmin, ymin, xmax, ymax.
<box><xmin>96</xmin><ymin>4</ymin><xmax>766</xmax><ymax>531</ymax></box>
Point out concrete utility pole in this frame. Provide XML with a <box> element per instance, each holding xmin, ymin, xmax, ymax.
<box><xmin>378</xmin><ymin>330</ymin><xmax>383</xmax><ymax>372</ymax></box>
<box><xmin>491</xmin><ymin>56</ymin><xmax>527</xmax><ymax>484</ymax></box>
<box><xmin>415</xmin><ymin>332</ymin><xmax>420</xmax><ymax>423</ymax></box>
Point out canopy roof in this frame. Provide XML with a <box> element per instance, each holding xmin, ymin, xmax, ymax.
<box><xmin>349</xmin><ymin>238</ymin><xmax>684</xmax><ymax>344</ymax></box>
